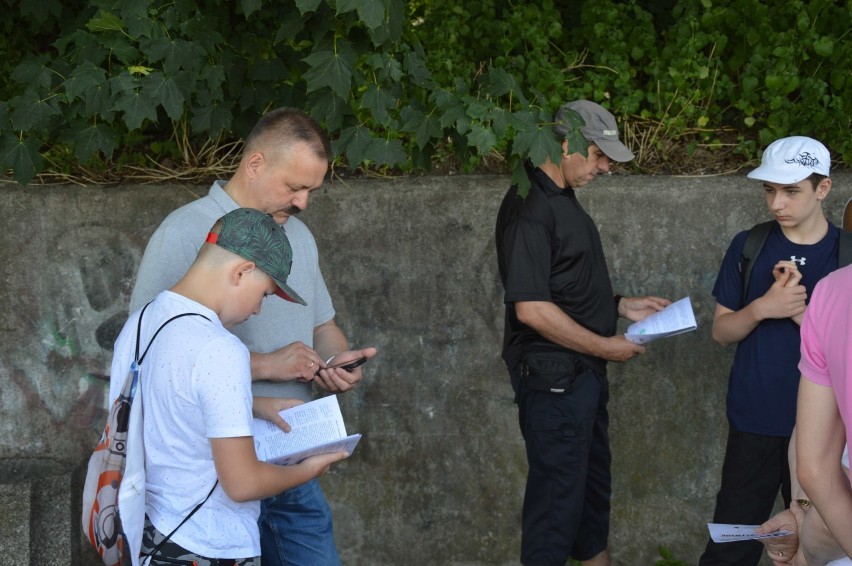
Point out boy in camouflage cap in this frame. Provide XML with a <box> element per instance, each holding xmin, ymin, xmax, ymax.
<box><xmin>108</xmin><ymin>208</ymin><xmax>348</xmax><ymax>566</ymax></box>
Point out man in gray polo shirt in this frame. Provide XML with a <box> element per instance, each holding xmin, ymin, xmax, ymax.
<box><xmin>130</xmin><ymin>107</ymin><xmax>376</xmax><ymax>566</ymax></box>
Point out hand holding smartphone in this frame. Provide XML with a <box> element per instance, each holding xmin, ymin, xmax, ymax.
<box><xmin>313</xmin><ymin>356</ymin><xmax>367</xmax><ymax>377</ymax></box>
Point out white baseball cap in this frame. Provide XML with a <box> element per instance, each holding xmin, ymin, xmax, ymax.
<box><xmin>747</xmin><ymin>136</ymin><xmax>830</xmax><ymax>184</ymax></box>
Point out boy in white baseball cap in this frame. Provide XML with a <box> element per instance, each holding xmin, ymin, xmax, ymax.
<box><xmin>701</xmin><ymin>136</ymin><xmax>843</xmax><ymax>566</ymax></box>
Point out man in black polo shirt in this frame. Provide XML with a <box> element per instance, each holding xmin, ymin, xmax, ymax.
<box><xmin>495</xmin><ymin>99</ymin><xmax>669</xmax><ymax>566</ymax></box>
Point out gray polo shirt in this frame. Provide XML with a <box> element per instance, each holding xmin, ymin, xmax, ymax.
<box><xmin>130</xmin><ymin>180</ymin><xmax>335</xmax><ymax>401</ymax></box>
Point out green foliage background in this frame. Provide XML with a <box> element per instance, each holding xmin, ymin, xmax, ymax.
<box><xmin>1</xmin><ymin>0</ymin><xmax>851</xmax><ymax>185</ymax></box>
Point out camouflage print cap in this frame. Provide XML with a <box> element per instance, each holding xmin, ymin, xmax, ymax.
<box><xmin>205</xmin><ymin>208</ymin><xmax>307</xmax><ymax>305</ymax></box>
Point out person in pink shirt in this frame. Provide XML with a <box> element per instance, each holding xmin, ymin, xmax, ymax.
<box><xmin>795</xmin><ymin>263</ymin><xmax>852</xmax><ymax>562</ymax></box>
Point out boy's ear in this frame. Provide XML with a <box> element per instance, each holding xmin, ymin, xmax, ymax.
<box><xmin>816</xmin><ymin>177</ymin><xmax>832</xmax><ymax>200</ymax></box>
<box><xmin>231</xmin><ymin>260</ymin><xmax>257</xmax><ymax>286</ymax></box>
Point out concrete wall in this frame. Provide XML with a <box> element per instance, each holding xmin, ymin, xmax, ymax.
<box><xmin>1</xmin><ymin>173</ymin><xmax>850</xmax><ymax>565</ymax></box>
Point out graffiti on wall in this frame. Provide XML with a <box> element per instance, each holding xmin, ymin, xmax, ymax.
<box><xmin>3</xmin><ymin>225</ymin><xmax>139</xmax><ymax>454</ymax></box>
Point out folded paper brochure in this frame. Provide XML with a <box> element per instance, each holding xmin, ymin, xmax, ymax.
<box><xmin>625</xmin><ymin>296</ymin><xmax>697</xmax><ymax>345</ymax></box>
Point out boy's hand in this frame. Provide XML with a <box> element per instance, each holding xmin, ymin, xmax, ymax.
<box><xmin>252</xmin><ymin>396</ymin><xmax>304</xmax><ymax>432</ymax></box>
<box><xmin>773</xmin><ymin>260</ymin><xmax>803</xmax><ymax>287</ymax></box>
<box><xmin>759</xmin><ymin>276</ymin><xmax>806</xmax><ymax>320</ymax></box>
<box><xmin>298</xmin><ymin>450</ymin><xmax>349</xmax><ymax>478</ymax></box>
<box><xmin>313</xmin><ymin>347</ymin><xmax>378</xmax><ymax>392</ymax></box>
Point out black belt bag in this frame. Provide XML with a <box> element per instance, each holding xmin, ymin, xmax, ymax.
<box><xmin>520</xmin><ymin>351</ymin><xmax>586</xmax><ymax>394</ymax></box>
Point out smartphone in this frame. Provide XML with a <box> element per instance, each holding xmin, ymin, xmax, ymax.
<box><xmin>314</xmin><ymin>356</ymin><xmax>367</xmax><ymax>376</ymax></box>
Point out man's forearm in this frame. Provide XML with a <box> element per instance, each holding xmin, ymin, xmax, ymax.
<box><xmin>515</xmin><ymin>301</ymin><xmax>607</xmax><ymax>358</ymax></box>
<box><xmin>249</xmin><ymin>351</ymin><xmax>279</xmax><ymax>381</ymax></box>
<box><xmin>313</xmin><ymin>319</ymin><xmax>349</xmax><ymax>362</ymax></box>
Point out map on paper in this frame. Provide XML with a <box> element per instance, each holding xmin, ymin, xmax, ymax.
<box><xmin>253</xmin><ymin>395</ymin><xmax>361</xmax><ymax>466</ymax></box>
<box><xmin>625</xmin><ymin>296</ymin><xmax>697</xmax><ymax>345</ymax></box>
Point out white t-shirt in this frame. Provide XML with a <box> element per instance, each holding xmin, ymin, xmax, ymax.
<box><xmin>110</xmin><ymin>290</ymin><xmax>258</xmax><ymax>558</ymax></box>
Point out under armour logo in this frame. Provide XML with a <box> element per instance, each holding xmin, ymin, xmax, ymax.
<box><xmin>790</xmin><ymin>256</ymin><xmax>806</xmax><ymax>265</ymax></box>
<box><xmin>785</xmin><ymin>152</ymin><xmax>821</xmax><ymax>169</ymax></box>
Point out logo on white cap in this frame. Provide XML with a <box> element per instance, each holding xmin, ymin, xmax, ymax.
<box><xmin>784</xmin><ymin>152</ymin><xmax>822</xmax><ymax>169</ymax></box>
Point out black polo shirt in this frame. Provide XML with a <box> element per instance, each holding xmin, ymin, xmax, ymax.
<box><xmin>495</xmin><ymin>160</ymin><xmax>617</xmax><ymax>374</ymax></box>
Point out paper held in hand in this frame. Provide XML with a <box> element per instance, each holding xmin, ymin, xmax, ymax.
<box><xmin>625</xmin><ymin>296</ymin><xmax>697</xmax><ymax>345</ymax></box>
<box><xmin>253</xmin><ymin>395</ymin><xmax>361</xmax><ymax>466</ymax></box>
<box><xmin>707</xmin><ymin>523</ymin><xmax>793</xmax><ymax>543</ymax></box>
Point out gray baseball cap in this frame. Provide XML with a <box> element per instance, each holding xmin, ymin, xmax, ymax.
<box><xmin>553</xmin><ymin>99</ymin><xmax>635</xmax><ymax>162</ymax></box>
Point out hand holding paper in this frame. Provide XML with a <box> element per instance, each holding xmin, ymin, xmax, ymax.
<box><xmin>625</xmin><ymin>296</ymin><xmax>697</xmax><ymax>345</ymax></box>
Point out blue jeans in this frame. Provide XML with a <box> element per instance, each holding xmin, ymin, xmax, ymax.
<box><xmin>258</xmin><ymin>479</ymin><xmax>341</xmax><ymax>566</ymax></box>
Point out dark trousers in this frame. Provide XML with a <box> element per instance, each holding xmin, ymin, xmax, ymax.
<box><xmin>699</xmin><ymin>427</ymin><xmax>792</xmax><ymax>566</ymax></box>
<box><xmin>512</xmin><ymin>364</ymin><xmax>611</xmax><ymax>565</ymax></box>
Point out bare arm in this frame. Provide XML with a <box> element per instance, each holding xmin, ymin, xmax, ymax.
<box><xmin>210</xmin><ymin>436</ymin><xmax>348</xmax><ymax>502</ymax></box>
<box><xmin>313</xmin><ymin>319</ymin><xmax>350</xmax><ymax>362</ymax></box>
<box><xmin>796</xmin><ymin>378</ymin><xmax>852</xmax><ymax>558</ymax></box>
<box><xmin>515</xmin><ymin>301</ymin><xmax>644</xmax><ymax>362</ymax></box>
<box><xmin>758</xmin><ymin>427</ymin><xmax>848</xmax><ymax>565</ymax></box>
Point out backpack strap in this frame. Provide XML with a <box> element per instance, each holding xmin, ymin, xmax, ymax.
<box><xmin>740</xmin><ymin>221</ymin><xmax>774</xmax><ymax>306</ymax></box>
<box><xmin>133</xmin><ymin>302</ymin><xmax>214</xmax><ymax>564</ymax></box>
<box><xmin>140</xmin><ymin>480</ymin><xmax>219</xmax><ymax>563</ymax></box>
<box><xmin>134</xmin><ymin>301</ymin><xmax>210</xmax><ymax>365</ymax></box>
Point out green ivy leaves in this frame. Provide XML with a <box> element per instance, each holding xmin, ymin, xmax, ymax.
<box><xmin>3</xmin><ymin>0</ymin><xmax>850</xmax><ymax>187</ymax></box>
<box><xmin>1</xmin><ymin>0</ymin><xmax>585</xmax><ymax>186</ymax></box>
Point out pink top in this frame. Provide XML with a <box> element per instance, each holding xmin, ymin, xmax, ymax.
<box><xmin>799</xmin><ymin>264</ymin><xmax>852</xmax><ymax>455</ymax></box>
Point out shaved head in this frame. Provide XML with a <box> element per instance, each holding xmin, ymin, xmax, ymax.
<box><xmin>243</xmin><ymin>108</ymin><xmax>331</xmax><ymax>165</ymax></box>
